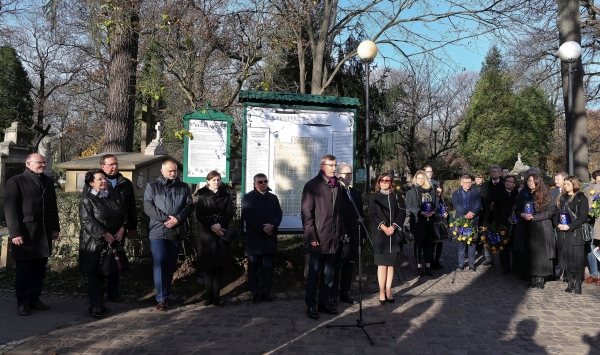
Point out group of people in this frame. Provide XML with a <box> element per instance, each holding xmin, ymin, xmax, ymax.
<box><xmin>7</xmin><ymin>151</ymin><xmax>599</xmax><ymax>320</ymax></box>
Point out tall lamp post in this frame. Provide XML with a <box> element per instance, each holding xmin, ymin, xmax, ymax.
<box><xmin>557</xmin><ymin>41</ymin><xmax>582</xmax><ymax>176</ymax></box>
<box><xmin>357</xmin><ymin>40</ymin><xmax>378</xmax><ymax>193</ymax></box>
<box><xmin>432</xmin><ymin>124</ymin><xmax>440</xmax><ymax>157</ymax></box>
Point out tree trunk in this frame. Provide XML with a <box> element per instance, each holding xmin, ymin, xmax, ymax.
<box><xmin>104</xmin><ymin>1</ymin><xmax>140</xmax><ymax>153</ymax></box>
<box><xmin>557</xmin><ymin>0</ymin><xmax>588</xmax><ymax>181</ymax></box>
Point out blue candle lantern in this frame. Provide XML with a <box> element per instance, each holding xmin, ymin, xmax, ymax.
<box><xmin>510</xmin><ymin>213</ymin><xmax>518</xmax><ymax>224</ymax></box>
<box><xmin>440</xmin><ymin>203</ymin><xmax>445</xmax><ymax>215</ymax></box>
<box><xmin>524</xmin><ymin>201</ymin><xmax>535</xmax><ymax>214</ymax></box>
<box><xmin>422</xmin><ymin>201</ymin><xmax>433</xmax><ymax>213</ymax></box>
<box><xmin>559</xmin><ymin>211</ymin><xmax>571</xmax><ymax>225</ymax></box>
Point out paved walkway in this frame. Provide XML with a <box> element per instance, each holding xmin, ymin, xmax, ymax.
<box><xmin>2</xmin><ymin>240</ymin><xmax>600</xmax><ymax>354</ymax></box>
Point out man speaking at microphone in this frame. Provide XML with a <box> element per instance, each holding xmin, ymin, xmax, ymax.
<box><xmin>301</xmin><ymin>154</ymin><xmax>347</xmax><ymax>319</ymax></box>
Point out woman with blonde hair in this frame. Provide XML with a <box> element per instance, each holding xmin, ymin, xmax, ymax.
<box><xmin>406</xmin><ymin>170</ymin><xmax>441</xmax><ymax>277</ymax></box>
<box><xmin>555</xmin><ymin>176</ymin><xmax>589</xmax><ymax>294</ymax></box>
<box><xmin>369</xmin><ymin>173</ymin><xmax>406</xmax><ymax>304</ymax></box>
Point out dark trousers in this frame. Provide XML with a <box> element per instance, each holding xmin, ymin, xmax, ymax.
<box><xmin>106</xmin><ymin>271</ymin><xmax>119</xmax><ymax>298</ymax></box>
<box><xmin>305</xmin><ymin>252</ymin><xmax>335</xmax><ymax>309</ymax></box>
<box><xmin>150</xmin><ymin>239</ymin><xmax>180</xmax><ymax>302</ymax></box>
<box><xmin>457</xmin><ymin>241</ymin><xmax>476</xmax><ymax>267</ymax></box>
<box><xmin>247</xmin><ymin>254</ymin><xmax>273</xmax><ymax>295</ymax></box>
<box><xmin>87</xmin><ymin>273</ymin><xmax>106</xmax><ymax>308</ymax></box>
<box><xmin>433</xmin><ymin>242</ymin><xmax>443</xmax><ymax>263</ymax></box>
<box><xmin>414</xmin><ymin>240</ymin><xmax>433</xmax><ymax>265</ymax></box>
<box><xmin>204</xmin><ymin>267</ymin><xmax>223</xmax><ymax>303</ymax></box>
<box><xmin>15</xmin><ymin>258</ymin><xmax>48</xmax><ymax>306</ymax></box>
<box><xmin>332</xmin><ymin>261</ymin><xmax>353</xmax><ymax>299</ymax></box>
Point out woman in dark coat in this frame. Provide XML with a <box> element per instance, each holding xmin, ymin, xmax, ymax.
<box><xmin>514</xmin><ymin>173</ymin><xmax>555</xmax><ymax>289</ymax></box>
<box><xmin>555</xmin><ymin>176</ymin><xmax>589</xmax><ymax>294</ymax></box>
<box><xmin>79</xmin><ymin>169</ymin><xmax>127</xmax><ymax>319</ymax></box>
<box><xmin>369</xmin><ymin>173</ymin><xmax>406</xmax><ymax>304</ymax></box>
<box><xmin>406</xmin><ymin>170</ymin><xmax>440</xmax><ymax>277</ymax></box>
<box><xmin>431</xmin><ymin>184</ymin><xmax>449</xmax><ymax>269</ymax></box>
<box><xmin>195</xmin><ymin>170</ymin><xmax>234</xmax><ymax>306</ymax></box>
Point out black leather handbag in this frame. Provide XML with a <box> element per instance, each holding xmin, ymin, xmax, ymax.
<box><xmin>98</xmin><ymin>241</ymin><xmax>130</xmax><ymax>276</ymax></box>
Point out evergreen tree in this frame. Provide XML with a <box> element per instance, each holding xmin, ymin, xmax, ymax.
<box><xmin>459</xmin><ymin>47</ymin><xmax>554</xmax><ymax>172</ymax></box>
<box><xmin>0</xmin><ymin>45</ymin><xmax>34</xmax><ymax>134</ymax></box>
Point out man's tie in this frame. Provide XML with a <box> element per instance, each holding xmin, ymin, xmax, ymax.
<box><xmin>493</xmin><ymin>181</ymin><xmax>498</xmax><ymax>186</ymax></box>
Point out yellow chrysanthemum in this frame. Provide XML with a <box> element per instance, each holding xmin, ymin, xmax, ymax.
<box><xmin>593</xmin><ymin>203</ymin><xmax>597</xmax><ymax>208</ymax></box>
<box><xmin>467</xmin><ymin>241</ymin><xmax>471</xmax><ymax>245</ymax></box>
<box><xmin>499</xmin><ymin>246</ymin><xmax>505</xmax><ymax>251</ymax></box>
<box><xmin>500</xmin><ymin>231</ymin><xmax>505</xmax><ymax>236</ymax></box>
<box><xmin>449</xmin><ymin>223</ymin><xmax>454</xmax><ymax>227</ymax></box>
<box><xmin>463</xmin><ymin>223</ymin><xmax>468</xmax><ymax>227</ymax></box>
<box><xmin>453</xmin><ymin>231</ymin><xmax>457</xmax><ymax>236</ymax></box>
<box><xmin>591</xmin><ymin>190</ymin><xmax>596</xmax><ymax>195</ymax></box>
<box><xmin>481</xmin><ymin>226</ymin><xmax>487</xmax><ymax>231</ymax></box>
<box><xmin>481</xmin><ymin>236</ymin><xmax>486</xmax><ymax>240</ymax></box>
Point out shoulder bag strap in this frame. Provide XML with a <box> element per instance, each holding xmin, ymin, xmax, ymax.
<box><xmin>204</xmin><ymin>197</ymin><xmax>219</xmax><ymax>224</ymax></box>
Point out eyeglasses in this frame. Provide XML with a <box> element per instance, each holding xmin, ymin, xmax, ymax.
<box><xmin>322</xmin><ymin>163</ymin><xmax>337</xmax><ymax>168</ymax></box>
<box><xmin>103</xmin><ymin>163</ymin><xmax>119</xmax><ymax>167</ymax></box>
<box><xmin>256</xmin><ymin>180</ymin><xmax>269</xmax><ymax>184</ymax></box>
<box><xmin>29</xmin><ymin>160</ymin><xmax>47</xmax><ymax>165</ymax></box>
<box><xmin>379</xmin><ymin>179</ymin><xmax>391</xmax><ymax>183</ymax></box>
<box><xmin>339</xmin><ymin>172</ymin><xmax>352</xmax><ymax>176</ymax></box>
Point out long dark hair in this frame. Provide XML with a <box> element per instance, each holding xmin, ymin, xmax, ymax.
<box><xmin>524</xmin><ymin>173</ymin><xmax>549</xmax><ymax>211</ymax></box>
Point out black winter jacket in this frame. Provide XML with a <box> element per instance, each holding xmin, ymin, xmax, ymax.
<box><xmin>79</xmin><ymin>190</ymin><xmax>126</xmax><ymax>274</ymax></box>
<box><xmin>143</xmin><ymin>176</ymin><xmax>193</xmax><ymax>240</ymax></box>
<box><xmin>555</xmin><ymin>192</ymin><xmax>589</xmax><ymax>248</ymax></box>
<box><xmin>195</xmin><ymin>186</ymin><xmax>235</xmax><ymax>268</ymax></box>
<box><xmin>301</xmin><ymin>173</ymin><xmax>347</xmax><ymax>254</ymax></box>
<box><xmin>5</xmin><ymin>169</ymin><xmax>60</xmax><ymax>261</ymax></box>
<box><xmin>241</xmin><ymin>189</ymin><xmax>283</xmax><ymax>256</ymax></box>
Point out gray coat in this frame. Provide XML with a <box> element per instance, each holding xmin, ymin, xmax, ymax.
<box><xmin>143</xmin><ymin>176</ymin><xmax>193</xmax><ymax>240</ymax></box>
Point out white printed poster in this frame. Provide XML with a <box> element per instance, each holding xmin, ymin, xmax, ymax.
<box><xmin>187</xmin><ymin>120</ymin><xmax>228</xmax><ymax>178</ymax></box>
<box><xmin>244</xmin><ymin>106</ymin><xmax>355</xmax><ymax>232</ymax></box>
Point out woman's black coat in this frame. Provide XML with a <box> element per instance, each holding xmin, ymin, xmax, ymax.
<box><xmin>195</xmin><ymin>186</ymin><xmax>234</xmax><ymax>269</ymax></box>
<box><xmin>554</xmin><ymin>192</ymin><xmax>589</xmax><ymax>248</ymax></box>
<box><xmin>405</xmin><ymin>185</ymin><xmax>440</xmax><ymax>241</ymax></box>
<box><xmin>79</xmin><ymin>191</ymin><xmax>127</xmax><ymax>274</ymax></box>
<box><xmin>513</xmin><ymin>191</ymin><xmax>555</xmax><ymax>258</ymax></box>
<box><xmin>369</xmin><ymin>191</ymin><xmax>406</xmax><ymax>254</ymax></box>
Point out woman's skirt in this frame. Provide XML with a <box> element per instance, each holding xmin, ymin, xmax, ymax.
<box><xmin>374</xmin><ymin>252</ymin><xmax>399</xmax><ymax>266</ymax></box>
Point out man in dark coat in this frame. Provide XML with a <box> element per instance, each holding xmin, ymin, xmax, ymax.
<box><xmin>479</xmin><ymin>164</ymin><xmax>504</xmax><ymax>266</ymax></box>
<box><xmin>331</xmin><ymin>162</ymin><xmax>363</xmax><ymax>306</ymax></box>
<box><xmin>301</xmin><ymin>154</ymin><xmax>346</xmax><ymax>319</ymax></box>
<box><xmin>492</xmin><ymin>175</ymin><xmax>519</xmax><ymax>274</ymax></box>
<box><xmin>98</xmin><ymin>154</ymin><xmax>138</xmax><ymax>302</ymax></box>
<box><xmin>241</xmin><ymin>173</ymin><xmax>283</xmax><ymax>303</ymax></box>
<box><xmin>5</xmin><ymin>153</ymin><xmax>60</xmax><ymax>316</ymax></box>
<box><xmin>143</xmin><ymin>159</ymin><xmax>193</xmax><ymax>311</ymax></box>
<box><xmin>452</xmin><ymin>175</ymin><xmax>481</xmax><ymax>271</ymax></box>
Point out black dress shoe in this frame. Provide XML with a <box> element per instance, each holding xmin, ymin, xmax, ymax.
<box><xmin>262</xmin><ymin>293</ymin><xmax>274</xmax><ymax>302</ymax></box>
<box><xmin>252</xmin><ymin>294</ymin><xmax>262</xmax><ymax>303</ymax></box>
<box><xmin>419</xmin><ymin>268</ymin><xmax>425</xmax><ymax>277</ymax></box>
<box><xmin>425</xmin><ymin>267</ymin><xmax>433</xmax><ymax>276</ymax></box>
<box><xmin>317</xmin><ymin>304</ymin><xmax>338</xmax><ymax>315</ymax></box>
<box><xmin>307</xmin><ymin>307</ymin><xmax>319</xmax><ymax>319</ymax></box>
<box><xmin>379</xmin><ymin>299</ymin><xmax>387</xmax><ymax>305</ymax></box>
<box><xmin>385</xmin><ymin>295</ymin><xmax>395</xmax><ymax>304</ymax></box>
<box><xmin>329</xmin><ymin>297</ymin><xmax>338</xmax><ymax>308</ymax></box>
<box><xmin>29</xmin><ymin>299</ymin><xmax>51</xmax><ymax>310</ymax></box>
<box><xmin>339</xmin><ymin>295</ymin><xmax>357</xmax><ymax>305</ymax></box>
<box><xmin>18</xmin><ymin>304</ymin><xmax>31</xmax><ymax>316</ymax></box>
<box><xmin>89</xmin><ymin>305</ymin><xmax>110</xmax><ymax>313</ymax></box>
<box><xmin>89</xmin><ymin>307</ymin><xmax>103</xmax><ymax>319</ymax></box>
<box><xmin>536</xmin><ymin>276</ymin><xmax>545</xmax><ymax>289</ymax></box>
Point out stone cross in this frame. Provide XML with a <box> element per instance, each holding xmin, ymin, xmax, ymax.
<box><xmin>155</xmin><ymin>122</ymin><xmax>164</xmax><ymax>141</ymax></box>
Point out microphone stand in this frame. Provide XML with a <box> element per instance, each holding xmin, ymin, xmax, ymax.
<box><xmin>326</xmin><ymin>181</ymin><xmax>384</xmax><ymax>346</ymax></box>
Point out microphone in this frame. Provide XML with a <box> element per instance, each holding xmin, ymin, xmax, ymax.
<box><xmin>338</xmin><ymin>176</ymin><xmax>351</xmax><ymax>186</ymax></box>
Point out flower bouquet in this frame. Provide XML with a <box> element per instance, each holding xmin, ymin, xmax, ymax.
<box><xmin>589</xmin><ymin>189</ymin><xmax>600</xmax><ymax>219</ymax></box>
<box><xmin>448</xmin><ymin>217</ymin><xmax>477</xmax><ymax>244</ymax></box>
<box><xmin>480</xmin><ymin>223</ymin><xmax>509</xmax><ymax>254</ymax></box>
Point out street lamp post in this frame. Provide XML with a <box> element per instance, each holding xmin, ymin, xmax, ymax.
<box><xmin>357</xmin><ymin>40</ymin><xmax>378</xmax><ymax>193</ymax></box>
<box><xmin>432</xmin><ymin>124</ymin><xmax>440</xmax><ymax>158</ymax></box>
<box><xmin>557</xmin><ymin>41</ymin><xmax>582</xmax><ymax>176</ymax></box>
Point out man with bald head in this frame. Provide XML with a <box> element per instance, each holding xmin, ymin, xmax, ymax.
<box><xmin>144</xmin><ymin>159</ymin><xmax>193</xmax><ymax>310</ymax></box>
<box><xmin>5</xmin><ymin>153</ymin><xmax>60</xmax><ymax>316</ymax></box>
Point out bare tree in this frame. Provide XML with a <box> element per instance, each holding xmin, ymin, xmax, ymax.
<box><xmin>271</xmin><ymin>0</ymin><xmax>528</xmax><ymax>95</ymax></box>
